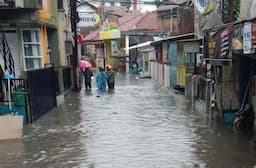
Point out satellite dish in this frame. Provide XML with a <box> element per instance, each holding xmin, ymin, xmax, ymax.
<box><xmin>195</xmin><ymin>0</ymin><xmax>215</xmax><ymax>14</ymax></box>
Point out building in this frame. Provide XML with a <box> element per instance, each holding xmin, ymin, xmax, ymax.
<box><xmin>0</xmin><ymin>0</ymin><xmax>72</xmax><ymax>123</ymax></box>
<box><xmin>149</xmin><ymin>1</ymin><xmax>196</xmax><ymax>88</ymax></box>
<box><xmin>195</xmin><ymin>0</ymin><xmax>256</xmax><ymax>128</ymax></box>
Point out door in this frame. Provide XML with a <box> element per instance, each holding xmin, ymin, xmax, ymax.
<box><xmin>168</xmin><ymin>42</ymin><xmax>177</xmax><ymax>88</ymax></box>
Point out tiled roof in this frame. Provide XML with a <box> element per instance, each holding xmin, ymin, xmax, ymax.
<box><xmin>120</xmin><ymin>11</ymin><xmax>160</xmax><ymax>32</ymax></box>
<box><xmin>84</xmin><ymin>30</ymin><xmax>99</xmax><ymax>41</ymax></box>
<box><xmin>84</xmin><ymin>12</ymin><xmax>160</xmax><ymax>41</ymax></box>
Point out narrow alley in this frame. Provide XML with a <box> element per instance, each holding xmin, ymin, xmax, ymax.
<box><xmin>0</xmin><ymin>75</ymin><xmax>255</xmax><ymax>168</ymax></box>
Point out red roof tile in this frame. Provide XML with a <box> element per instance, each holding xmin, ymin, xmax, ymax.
<box><xmin>84</xmin><ymin>30</ymin><xmax>99</xmax><ymax>41</ymax></box>
<box><xmin>84</xmin><ymin>12</ymin><xmax>160</xmax><ymax>41</ymax></box>
<box><xmin>120</xmin><ymin>11</ymin><xmax>160</xmax><ymax>32</ymax></box>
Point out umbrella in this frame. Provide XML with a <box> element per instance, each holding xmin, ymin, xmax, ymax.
<box><xmin>79</xmin><ymin>60</ymin><xmax>92</xmax><ymax>68</ymax></box>
<box><xmin>3</xmin><ymin>73</ymin><xmax>15</xmax><ymax>111</ymax></box>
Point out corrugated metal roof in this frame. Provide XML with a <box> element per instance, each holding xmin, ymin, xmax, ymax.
<box><xmin>151</xmin><ymin>33</ymin><xmax>195</xmax><ymax>45</ymax></box>
<box><xmin>128</xmin><ymin>41</ymin><xmax>153</xmax><ymax>50</ymax></box>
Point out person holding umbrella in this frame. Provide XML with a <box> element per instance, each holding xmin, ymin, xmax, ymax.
<box><xmin>79</xmin><ymin>60</ymin><xmax>93</xmax><ymax>91</ymax></box>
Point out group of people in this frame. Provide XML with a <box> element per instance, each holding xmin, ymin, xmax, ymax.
<box><xmin>81</xmin><ymin>64</ymin><xmax>115</xmax><ymax>91</ymax></box>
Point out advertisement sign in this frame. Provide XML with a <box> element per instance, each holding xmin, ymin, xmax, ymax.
<box><xmin>243</xmin><ymin>22</ymin><xmax>254</xmax><ymax>54</ymax></box>
<box><xmin>205</xmin><ymin>25</ymin><xmax>232</xmax><ymax>59</ymax></box>
<box><xmin>220</xmin><ymin>25</ymin><xmax>232</xmax><ymax>58</ymax></box>
<box><xmin>99</xmin><ymin>19</ymin><xmax>121</xmax><ymax>40</ymax></box>
<box><xmin>77</xmin><ymin>13</ymin><xmax>100</xmax><ymax>28</ymax></box>
<box><xmin>111</xmin><ymin>40</ymin><xmax>119</xmax><ymax>56</ymax></box>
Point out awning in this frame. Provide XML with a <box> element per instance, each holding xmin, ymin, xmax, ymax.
<box><xmin>150</xmin><ymin>33</ymin><xmax>196</xmax><ymax>45</ymax></box>
<box><xmin>202</xmin><ymin>58</ymin><xmax>232</xmax><ymax>66</ymax></box>
<box><xmin>128</xmin><ymin>41</ymin><xmax>153</xmax><ymax>50</ymax></box>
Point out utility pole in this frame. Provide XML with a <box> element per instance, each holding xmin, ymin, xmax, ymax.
<box><xmin>70</xmin><ymin>0</ymin><xmax>79</xmax><ymax>91</ymax></box>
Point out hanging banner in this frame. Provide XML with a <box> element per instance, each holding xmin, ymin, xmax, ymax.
<box><xmin>220</xmin><ymin>25</ymin><xmax>232</xmax><ymax>58</ymax></box>
<box><xmin>204</xmin><ymin>25</ymin><xmax>232</xmax><ymax>59</ymax></box>
<box><xmin>243</xmin><ymin>22</ymin><xmax>254</xmax><ymax>54</ymax></box>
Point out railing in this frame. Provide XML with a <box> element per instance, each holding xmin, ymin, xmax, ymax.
<box><xmin>0</xmin><ymin>78</ymin><xmax>27</xmax><ymax>102</ymax></box>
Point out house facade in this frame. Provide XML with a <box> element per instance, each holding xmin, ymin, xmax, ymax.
<box><xmin>193</xmin><ymin>0</ymin><xmax>256</xmax><ymax>127</ymax></box>
<box><xmin>0</xmin><ymin>0</ymin><xmax>60</xmax><ymax>77</ymax></box>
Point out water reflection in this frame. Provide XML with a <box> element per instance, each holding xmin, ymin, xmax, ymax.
<box><xmin>0</xmin><ymin>74</ymin><xmax>255</xmax><ymax>168</ymax></box>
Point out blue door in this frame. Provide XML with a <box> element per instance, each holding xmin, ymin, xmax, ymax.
<box><xmin>168</xmin><ymin>42</ymin><xmax>177</xmax><ymax>88</ymax></box>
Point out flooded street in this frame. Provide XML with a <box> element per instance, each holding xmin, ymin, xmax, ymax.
<box><xmin>0</xmin><ymin>74</ymin><xmax>256</xmax><ymax>168</ymax></box>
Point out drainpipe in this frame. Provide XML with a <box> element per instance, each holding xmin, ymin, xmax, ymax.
<box><xmin>125</xmin><ymin>35</ymin><xmax>129</xmax><ymax>73</ymax></box>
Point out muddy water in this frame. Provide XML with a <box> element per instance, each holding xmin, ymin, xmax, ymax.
<box><xmin>0</xmin><ymin>75</ymin><xmax>255</xmax><ymax>168</ymax></box>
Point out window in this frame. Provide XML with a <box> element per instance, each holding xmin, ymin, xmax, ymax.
<box><xmin>22</xmin><ymin>30</ymin><xmax>42</xmax><ymax>70</ymax></box>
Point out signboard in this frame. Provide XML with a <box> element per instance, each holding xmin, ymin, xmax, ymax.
<box><xmin>243</xmin><ymin>22</ymin><xmax>254</xmax><ymax>54</ymax></box>
<box><xmin>205</xmin><ymin>25</ymin><xmax>232</xmax><ymax>59</ymax></box>
<box><xmin>220</xmin><ymin>25</ymin><xmax>232</xmax><ymax>58</ymax></box>
<box><xmin>99</xmin><ymin>19</ymin><xmax>121</xmax><ymax>40</ymax></box>
<box><xmin>184</xmin><ymin>42</ymin><xmax>200</xmax><ymax>53</ymax></box>
<box><xmin>77</xmin><ymin>13</ymin><xmax>100</xmax><ymax>28</ymax></box>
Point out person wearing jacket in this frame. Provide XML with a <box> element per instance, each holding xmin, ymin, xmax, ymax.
<box><xmin>106</xmin><ymin>64</ymin><xmax>115</xmax><ymax>89</ymax></box>
<box><xmin>96</xmin><ymin>67</ymin><xmax>108</xmax><ymax>91</ymax></box>
<box><xmin>82</xmin><ymin>68</ymin><xmax>93</xmax><ymax>91</ymax></box>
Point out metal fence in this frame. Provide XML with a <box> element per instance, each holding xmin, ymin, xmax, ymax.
<box><xmin>0</xmin><ymin>78</ymin><xmax>27</xmax><ymax>102</ymax></box>
<box><xmin>27</xmin><ymin>67</ymin><xmax>57</xmax><ymax>121</ymax></box>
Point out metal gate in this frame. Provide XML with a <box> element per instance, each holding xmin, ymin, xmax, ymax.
<box><xmin>27</xmin><ymin>67</ymin><xmax>57</xmax><ymax>121</ymax></box>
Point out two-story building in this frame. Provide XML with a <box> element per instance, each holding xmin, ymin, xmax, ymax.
<box><xmin>150</xmin><ymin>1</ymin><xmax>198</xmax><ymax>89</ymax></box>
<box><xmin>0</xmin><ymin>0</ymin><xmax>72</xmax><ymax>123</ymax></box>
